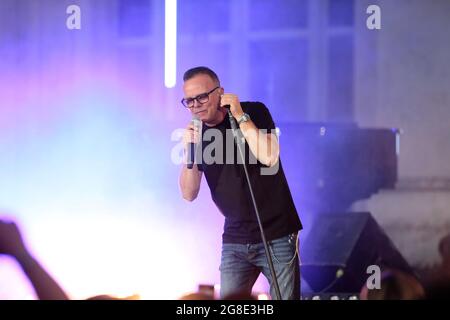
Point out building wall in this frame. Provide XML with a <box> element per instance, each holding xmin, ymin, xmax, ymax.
<box><xmin>353</xmin><ymin>0</ymin><xmax>450</xmax><ymax>269</ymax></box>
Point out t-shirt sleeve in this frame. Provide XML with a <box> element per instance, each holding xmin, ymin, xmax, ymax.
<box><xmin>245</xmin><ymin>102</ymin><xmax>276</xmax><ymax>132</ymax></box>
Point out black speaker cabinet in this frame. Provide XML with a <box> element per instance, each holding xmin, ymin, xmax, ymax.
<box><xmin>301</xmin><ymin>212</ymin><xmax>413</xmax><ymax>293</ymax></box>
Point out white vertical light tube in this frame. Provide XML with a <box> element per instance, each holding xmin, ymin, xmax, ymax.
<box><xmin>165</xmin><ymin>0</ymin><xmax>177</xmax><ymax>88</ymax></box>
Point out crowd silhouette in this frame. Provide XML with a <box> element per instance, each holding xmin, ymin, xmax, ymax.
<box><xmin>1</xmin><ymin>216</ymin><xmax>450</xmax><ymax>300</ymax></box>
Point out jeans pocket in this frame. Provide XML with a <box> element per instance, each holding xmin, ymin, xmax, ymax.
<box><xmin>269</xmin><ymin>233</ymin><xmax>298</xmax><ymax>265</ymax></box>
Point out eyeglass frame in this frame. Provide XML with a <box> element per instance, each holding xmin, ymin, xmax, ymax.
<box><xmin>181</xmin><ymin>86</ymin><xmax>220</xmax><ymax>108</ymax></box>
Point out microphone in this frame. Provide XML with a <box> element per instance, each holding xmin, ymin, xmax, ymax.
<box><xmin>187</xmin><ymin>115</ymin><xmax>201</xmax><ymax>169</ymax></box>
<box><xmin>224</xmin><ymin>105</ymin><xmax>244</xmax><ymax>146</ymax></box>
<box><xmin>224</xmin><ymin>105</ymin><xmax>237</xmax><ymax>130</ymax></box>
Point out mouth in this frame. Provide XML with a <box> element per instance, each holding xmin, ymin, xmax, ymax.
<box><xmin>195</xmin><ymin>110</ymin><xmax>207</xmax><ymax>115</ymax></box>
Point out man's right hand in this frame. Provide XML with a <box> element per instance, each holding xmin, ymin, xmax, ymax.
<box><xmin>183</xmin><ymin>122</ymin><xmax>200</xmax><ymax>147</ymax></box>
<box><xmin>182</xmin><ymin>122</ymin><xmax>200</xmax><ymax>163</ymax></box>
<box><xmin>180</xmin><ymin>122</ymin><xmax>203</xmax><ymax>201</ymax></box>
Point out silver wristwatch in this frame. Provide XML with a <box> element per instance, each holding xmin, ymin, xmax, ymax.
<box><xmin>237</xmin><ymin>113</ymin><xmax>251</xmax><ymax>125</ymax></box>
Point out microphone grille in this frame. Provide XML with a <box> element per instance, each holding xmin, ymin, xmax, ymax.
<box><xmin>192</xmin><ymin>115</ymin><xmax>202</xmax><ymax>126</ymax></box>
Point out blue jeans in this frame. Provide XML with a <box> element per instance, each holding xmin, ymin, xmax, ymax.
<box><xmin>219</xmin><ymin>232</ymin><xmax>300</xmax><ymax>300</ymax></box>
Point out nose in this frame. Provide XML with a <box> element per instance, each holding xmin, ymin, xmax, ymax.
<box><xmin>192</xmin><ymin>99</ymin><xmax>203</xmax><ymax>108</ymax></box>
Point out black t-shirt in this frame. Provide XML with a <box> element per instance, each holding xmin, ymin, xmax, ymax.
<box><xmin>197</xmin><ymin>102</ymin><xmax>302</xmax><ymax>244</ymax></box>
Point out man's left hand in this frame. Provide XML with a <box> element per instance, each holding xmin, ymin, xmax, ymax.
<box><xmin>220</xmin><ymin>93</ymin><xmax>244</xmax><ymax>120</ymax></box>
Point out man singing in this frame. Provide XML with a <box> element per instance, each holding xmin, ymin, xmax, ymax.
<box><xmin>179</xmin><ymin>66</ymin><xmax>302</xmax><ymax>300</ymax></box>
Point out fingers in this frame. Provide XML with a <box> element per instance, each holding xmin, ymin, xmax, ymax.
<box><xmin>220</xmin><ymin>93</ymin><xmax>235</xmax><ymax>107</ymax></box>
<box><xmin>183</xmin><ymin>123</ymin><xmax>200</xmax><ymax>145</ymax></box>
<box><xmin>220</xmin><ymin>93</ymin><xmax>241</xmax><ymax>109</ymax></box>
<box><xmin>186</xmin><ymin>123</ymin><xmax>201</xmax><ymax>131</ymax></box>
<box><xmin>220</xmin><ymin>94</ymin><xmax>244</xmax><ymax>119</ymax></box>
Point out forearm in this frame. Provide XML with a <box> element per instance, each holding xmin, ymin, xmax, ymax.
<box><xmin>179</xmin><ymin>164</ymin><xmax>202</xmax><ymax>201</ymax></box>
<box><xmin>15</xmin><ymin>251</ymin><xmax>69</xmax><ymax>300</ymax></box>
<box><xmin>239</xmin><ymin>120</ymin><xmax>279</xmax><ymax>167</ymax></box>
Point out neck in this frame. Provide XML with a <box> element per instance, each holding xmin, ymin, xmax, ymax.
<box><xmin>205</xmin><ymin>109</ymin><xmax>227</xmax><ymax>127</ymax></box>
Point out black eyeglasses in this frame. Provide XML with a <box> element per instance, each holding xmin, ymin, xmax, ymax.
<box><xmin>181</xmin><ymin>86</ymin><xmax>220</xmax><ymax>108</ymax></box>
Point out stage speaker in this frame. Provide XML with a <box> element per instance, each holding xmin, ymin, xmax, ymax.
<box><xmin>301</xmin><ymin>212</ymin><xmax>414</xmax><ymax>293</ymax></box>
